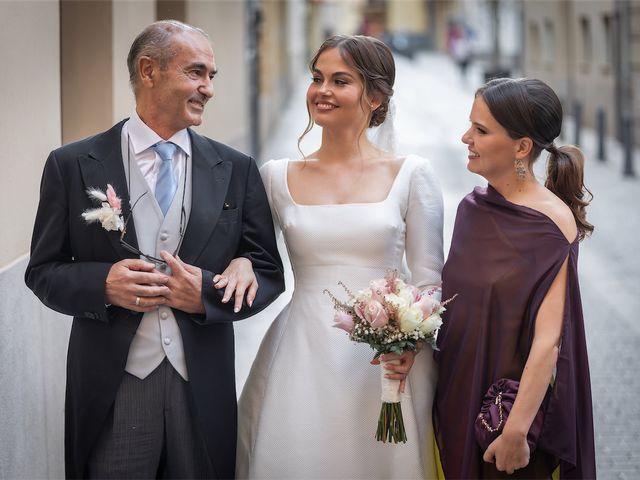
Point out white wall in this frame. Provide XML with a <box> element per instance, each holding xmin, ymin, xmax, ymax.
<box><xmin>112</xmin><ymin>0</ymin><xmax>156</xmax><ymax>123</ymax></box>
<box><xmin>187</xmin><ymin>0</ymin><xmax>249</xmax><ymax>150</ymax></box>
<box><xmin>0</xmin><ymin>3</ymin><xmax>70</xmax><ymax>477</ymax></box>
<box><xmin>0</xmin><ymin>0</ymin><xmax>61</xmax><ymax>268</ymax></box>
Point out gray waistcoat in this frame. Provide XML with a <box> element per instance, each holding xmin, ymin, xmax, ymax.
<box><xmin>121</xmin><ymin>146</ymin><xmax>192</xmax><ymax>380</ymax></box>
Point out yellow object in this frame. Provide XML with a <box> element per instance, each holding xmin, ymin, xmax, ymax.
<box><xmin>433</xmin><ymin>435</ymin><xmax>445</xmax><ymax>479</ymax></box>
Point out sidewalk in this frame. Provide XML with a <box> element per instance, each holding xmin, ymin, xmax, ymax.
<box><xmin>234</xmin><ymin>52</ymin><xmax>640</xmax><ymax>479</ymax></box>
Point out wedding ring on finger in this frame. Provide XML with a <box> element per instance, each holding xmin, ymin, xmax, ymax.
<box><xmin>135</xmin><ymin>296</ymin><xmax>141</xmax><ymax>307</ymax></box>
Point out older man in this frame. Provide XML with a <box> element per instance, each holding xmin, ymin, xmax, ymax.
<box><xmin>26</xmin><ymin>21</ymin><xmax>284</xmax><ymax>479</ymax></box>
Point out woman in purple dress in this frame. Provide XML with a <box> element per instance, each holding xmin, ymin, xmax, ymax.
<box><xmin>434</xmin><ymin>78</ymin><xmax>596</xmax><ymax>479</ymax></box>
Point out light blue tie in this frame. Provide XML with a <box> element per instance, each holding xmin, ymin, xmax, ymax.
<box><xmin>153</xmin><ymin>142</ymin><xmax>178</xmax><ymax>216</ymax></box>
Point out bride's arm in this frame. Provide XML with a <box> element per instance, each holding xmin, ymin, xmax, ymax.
<box><xmin>404</xmin><ymin>157</ymin><xmax>445</xmax><ymax>289</ymax></box>
<box><xmin>378</xmin><ymin>157</ymin><xmax>445</xmax><ymax>389</ymax></box>
<box><xmin>259</xmin><ymin>159</ymin><xmax>283</xmax><ymax>237</ymax></box>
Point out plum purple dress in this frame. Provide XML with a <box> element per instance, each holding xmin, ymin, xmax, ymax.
<box><xmin>434</xmin><ymin>185</ymin><xmax>596</xmax><ymax>479</ymax></box>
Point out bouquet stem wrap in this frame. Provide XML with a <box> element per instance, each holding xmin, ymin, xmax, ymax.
<box><xmin>376</xmin><ymin>359</ymin><xmax>407</xmax><ymax>443</ymax></box>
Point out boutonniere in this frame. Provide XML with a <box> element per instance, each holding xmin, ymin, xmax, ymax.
<box><xmin>81</xmin><ymin>184</ymin><xmax>124</xmax><ymax>232</ymax></box>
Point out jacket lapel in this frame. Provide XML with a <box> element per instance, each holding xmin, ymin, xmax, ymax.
<box><xmin>178</xmin><ymin>129</ymin><xmax>232</xmax><ymax>264</ymax></box>
<box><xmin>78</xmin><ymin>120</ymin><xmax>140</xmax><ymax>259</ymax></box>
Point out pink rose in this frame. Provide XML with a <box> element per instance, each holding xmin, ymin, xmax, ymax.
<box><xmin>414</xmin><ymin>294</ymin><xmax>440</xmax><ymax>318</ymax></box>
<box><xmin>370</xmin><ymin>278</ymin><xmax>390</xmax><ymax>303</ymax></box>
<box><xmin>363</xmin><ymin>300</ymin><xmax>389</xmax><ymax>328</ymax></box>
<box><xmin>106</xmin><ymin>184</ymin><xmax>121</xmax><ymax>209</ymax></box>
<box><xmin>333</xmin><ymin>311</ymin><xmax>355</xmax><ymax>333</ymax></box>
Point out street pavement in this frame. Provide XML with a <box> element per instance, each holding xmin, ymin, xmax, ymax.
<box><xmin>234</xmin><ymin>52</ymin><xmax>640</xmax><ymax>479</ymax></box>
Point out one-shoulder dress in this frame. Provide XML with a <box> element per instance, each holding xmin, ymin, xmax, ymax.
<box><xmin>434</xmin><ymin>185</ymin><xmax>596</xmax><ymax>479</ymax></box>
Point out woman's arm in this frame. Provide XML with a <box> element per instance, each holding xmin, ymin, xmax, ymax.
<box><xmin>483</xmin><ymin>256</ymin><xmax>568</xmax><ymax>473</ymax></box>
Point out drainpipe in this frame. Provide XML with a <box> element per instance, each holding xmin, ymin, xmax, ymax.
<box><xmin>247</xmin><ymin>0</ymin><xmax>262</xmax><ymax>160</ymax></box>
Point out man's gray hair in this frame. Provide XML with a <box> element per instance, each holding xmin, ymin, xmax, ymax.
<box><xmin>127</xmin><ymin>20</ymin><xmax>209</xmax><ymax>93</ymax></box>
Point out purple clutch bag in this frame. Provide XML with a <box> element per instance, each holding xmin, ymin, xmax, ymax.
<box><xmin>474</xmin><ymin>378</ymin><xmax>545</xmax><ymax>452</ymax></box>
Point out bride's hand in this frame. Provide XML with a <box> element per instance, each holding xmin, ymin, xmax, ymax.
<box><xmin>213</xmin><ymin>257</ymin><xmax>258</xmax><ymax>312</ymax></box>
<box><xmin>371</xmin><ymin>350</ymin><xmax>418</xmax><ymax>393</ymax></box>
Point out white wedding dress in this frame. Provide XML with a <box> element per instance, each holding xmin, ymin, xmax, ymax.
<box><xmin>237</xmin><ymin>155</ymin><xmax>444</xmax><ymax>479</ymax></box>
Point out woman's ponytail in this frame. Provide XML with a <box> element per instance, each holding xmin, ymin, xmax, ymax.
<box><xmin>544</xmin><ymin>144</ymin><xmax>594</xmax><ymax>239</ymax></box>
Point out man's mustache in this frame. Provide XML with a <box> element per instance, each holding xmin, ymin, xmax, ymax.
<box><xmin>189</xmin><ymin>95</ymin><xmax>208</xmax><ymax>106</ymax></box>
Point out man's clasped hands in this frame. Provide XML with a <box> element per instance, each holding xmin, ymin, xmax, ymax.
<box><xmin>104</xmin><ymin>252</ymin><xmax>257</xmax><ymax>314</ymax></box>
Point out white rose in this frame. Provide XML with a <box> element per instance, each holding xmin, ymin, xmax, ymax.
<box><xmin>418</xmin><ymin>313</ymin><xmax>443</xmax><ymax>335</ymax></box>
<box><xmin>98</xmin><ymin>206</ymin><xmax>123</xmax><ymax>231</ymax></box>
<box><xmin>385</xmin><ymin>293</ymin><xmax>408</xmax><ymax>311</ymax></box>
<box><xmin>399</xmin><ymin>306</ymin><xmax>423</xmax><ymax>332</ymax></box>
<box><xmin>397</xmin><ymin>286</ymin><xmax>414</xmax><ymax>305</ymax></box>
<box><xmin>355</xmin><ymin>288</ymin><xmax>372</xmax><ymax>299</ymax></box>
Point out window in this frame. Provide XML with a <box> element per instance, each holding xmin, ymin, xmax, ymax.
<box><xmin>580</xmin><ymin>16</ymin><xmax>592</xmax><ymax>72</ymax></box>
<box><xmin>529</xmin><ymin>21</ymin><xmax>541</xmax><ymax>67</ymax></box>
<box><xmin>542</xmin><ymin>19</ymin><xmax>555</xmax><ymax>67</ymax></box>
<box><xmin>601</xmin><ymin>14</ymin><xmax>612</xmax><ymax>72</ymax></box>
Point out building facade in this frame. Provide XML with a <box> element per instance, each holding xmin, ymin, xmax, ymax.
<box><xmin>522</xmin><ymin>0</ymin><xmax>639</xmax><ymax>153</ymax></box>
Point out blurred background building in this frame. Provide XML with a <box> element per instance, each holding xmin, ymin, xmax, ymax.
<box><xmin>0</xmin><ymin>0</ymin><xmax>638</xmax><ymax>477</ymax></box>
<box><xmin>521</xmin><ymin>0</ymin><xmax>640</xmax><ymax>174</ymax></box>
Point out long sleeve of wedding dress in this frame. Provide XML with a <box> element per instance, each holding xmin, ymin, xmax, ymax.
<box><xmin>404</xmin><ymin>159</ymin><xmax>444</xmax><ymax>291</ymax></box>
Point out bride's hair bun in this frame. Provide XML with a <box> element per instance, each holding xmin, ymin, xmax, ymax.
<box><xmin>370</xmin><ymin>98</ymin><xmax>390</xmax><ymax>127</ymax></box>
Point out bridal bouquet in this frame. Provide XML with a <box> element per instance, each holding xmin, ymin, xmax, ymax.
<box><xmin>324</xmin><ymin>270</ymin><xmax>455</xmax><ymax>444</ymax></box>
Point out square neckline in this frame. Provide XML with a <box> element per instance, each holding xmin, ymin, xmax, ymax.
<box><xmin>283</xmin><ymin>156</ymin><xmax>411</xmax><ymax>207</ymax></box>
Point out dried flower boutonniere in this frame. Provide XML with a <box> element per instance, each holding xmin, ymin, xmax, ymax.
<box><xmin>81</xmin><ymin>184</ymin><xmax>124</xmax><ymax>232</ymax></box>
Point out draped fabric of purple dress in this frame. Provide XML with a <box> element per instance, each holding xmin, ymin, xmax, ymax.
<box><xmin>434</xmin><ymin>186</ymin><xmax>596</xmax><ymax>479</ymax></box>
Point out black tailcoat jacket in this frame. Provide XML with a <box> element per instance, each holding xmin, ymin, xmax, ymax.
<box><xmin>25</xmin><ymin>120</ymin><xmax>285</xmax><ymax>479</ymax></box>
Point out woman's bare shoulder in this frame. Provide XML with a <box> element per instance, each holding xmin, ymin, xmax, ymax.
<box><xmin>536</xmin><ymin>188</ymin><xmax>578</xmax><ymax>241</ymax></box>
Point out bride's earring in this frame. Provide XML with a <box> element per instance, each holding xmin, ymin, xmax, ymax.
<box><xmin>514</xmin><ymin>158</ymin><xmax>527</xmax><ymax>180</ymax></box>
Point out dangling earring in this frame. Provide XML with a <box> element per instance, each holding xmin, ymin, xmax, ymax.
<box><xmin>514</xmin><ymin>158</ymin><xmax>527</xmax><ymax>180</ymax></box>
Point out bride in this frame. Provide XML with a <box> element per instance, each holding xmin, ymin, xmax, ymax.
<box><xmin>236</xmin><ymin>35</ymin><xmax>443</xmax><ymax>479</ymax></box>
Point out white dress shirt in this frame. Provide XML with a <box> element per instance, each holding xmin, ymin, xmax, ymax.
<box><xmin>121</xmin><ymin>110</ymin><xmax>191</xmax><ymax>194</ymax></box>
